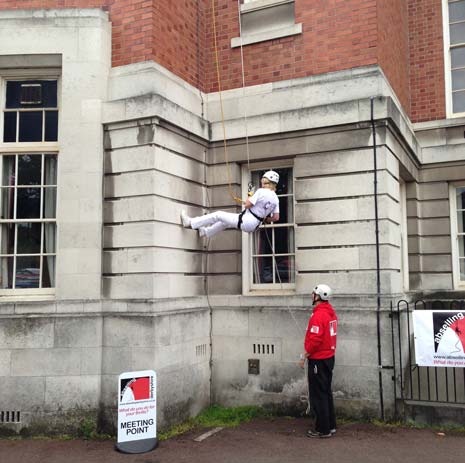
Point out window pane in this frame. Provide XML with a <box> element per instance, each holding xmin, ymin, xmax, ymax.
<box><xmin>43</xmin><ymin>223</ymin><xmax>56</xmax><ymax>254</ymax></box>
<box><xmin>42</xmin><ymin>255</ymin><xmax>55</xmax><ymax>288</ymax></box>
<box><xmin>18</xmin><ymin>155</ymin><xmax>41</xmax><ymax>185</ymax></box>
<box><xmin>0</xmin><ymin>257</ymin><xmax>13</xmax><ymax>288</ymax></box>
<box><xmin>44</xmin><ymin>155</ymin><xmax>57</xmax><ymax>185</ymax></box>
<box><xmin>453</xmin><ymin>90</ymin><xmax>465</xmax><ymax>113</ymax></box>
<box><xmin>450</xmin><ymin>22</ymin><xmax>465</xmax><ymax>45</ymax></box>
<box><xmin>17</xmin><ymin>223</ymin><xmax>41</xmax><ymax>254</ymax></box>
<box><xmin>452</xmin><ymin>69</ymin><xmax>465</xmax><ymax>90</ymax></box>
<box><xmin>460</xmin><ymin>258</ymin><xmax>465</xmax><ymax>281</ymax></box>
<box><xmin>18</xmin><ymin>111</ymin><xmax>43</xmax><ymax>142</ymax></box>
<box><xmin>1</xmin><ymin>223</ymin><xmax>15</xmax><ymax>254</ymax></box>
<box><xmin>275</xmin><ymin>227</ymin><xmax>294</xmax><ymax>254</ymax></box>
<box><xmin>451</xmin><ymin>46</ymin><xmax>465</xmax><ymax>68</ymax></box>
<box><xmin>253</xmin><ymin>227</ymin><xmax>273</xmax><ymax>255</ymax></box>
<box><xmin>15</xmin><ymin>256</ymin><xmax>40</xmax><ymax>288</ymax></box>
<box><xmin>253</xmin><ymin>256</ymin><xmax>273</xmax><ymax>284</ymax></box>
<box><xmin>2</xmin><ymin>156</ymin><xmax>15</xmax><ymax>186</ymax></box>
<box><xmin>456</xmin><ymin>187</ymin><xmax>465</xmax><ymax>209</ymax></box>
<box><xmin>43</xmin><ymin>187</ymin><xmax>56</xmax><ymax>218</ymax></box>
<box><xmin>42</xmin><ymin>81</ymin><xmax>58</xmax><ymax>108</ymax></box>
<box><xmin>458</xmin><ymin>211</ymin><xmax>465</xmax><ymax>233</ymax></box>
<box><xmin>278</xmin><ymin>195</ymin><xmax>293</xmax><ymax>223</ymax></box>
<box><xmin>276</xmin><ymin>168</ymin><xmax>292</xmax><ymax>195</ymax></box>
<box><xmin>275</xmin><ymin>255</ymin><xmax>295</xmax><ymax>283</ymax></box>
<box><xmin>5</xmin><ymin>82</ymin><xmax>21</xmax><ymax>109</ymax></box>
<box><xmin>17</xmin><ymin>187</ymin><xmax>40</xmax><ymax>218</ymax></box>
<box><xmin>459</xmin><ymin>235</ymin><xmax>465</xmax><ymax>257</ymax></box>
<box><xmin>6</xmin><ymin>80</ymin><xmax>57</xmax><ymax>109</ymax></box>
<box><xmin>44</xmin><ymin>111</ymin><xmax>58</xmax><ymax>142</ymax></box>
<box><xmin>1</xmin><ymin>188</ymin><xmax>14</xmax><ymax>220</ymax></box>
<box><xmin>3</xmin><ymin>112</ymin><xmax>16</xmax><ymax>142</ymax></box>
<box><xmin>450</xmin><ymin>1</ymin><xmax>465</xmax><ymax>22</ymax></box>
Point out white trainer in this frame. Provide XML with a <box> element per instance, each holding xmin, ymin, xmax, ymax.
<box><xmin>181</xmin><ymin>210</ymin><xmax>192</xmax><ymax>228</ymax></box>
<box><xmin>199</xmin><ymin>227</ymin><xmax>207</xmax><ymax>238</ymax></box>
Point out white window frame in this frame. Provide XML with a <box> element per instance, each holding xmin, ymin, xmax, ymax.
<box><xmin>399</xmin><ymin>180</ymin><xmax>410</xmax><ymax>291</ymax></box>
<box><xmin>0</xmin><ymin>73</ymin><xmax>59</xmax><ymax>296</ymax></box>
<box><xmin>443</xmin><ymin>0</ymin><xmax>465</xmax><ymax>118</ymax></box>
<box><xmin>242</xmin><ymin>161</ymin><xmax>295</xmax><ymax>295</ymax></box>
<box><xmin>449</xmin><ymin>182</ymin><xmax>465</xmax><ymax>289</ymax></box>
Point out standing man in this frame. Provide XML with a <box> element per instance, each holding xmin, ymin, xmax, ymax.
<box><xmin>302</xmin><ymin>284</ymin><xmax>338</xmax><ymax>438</ymax></box>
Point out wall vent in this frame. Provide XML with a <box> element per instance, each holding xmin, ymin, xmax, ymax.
<box><xmin>196</xmin><ymin>344</ymin><xmax>207</xmax><ymax>357</ymax></box>
<box><xmin>253</xmin><ymin>343</ymin><xmax>275</xmax><ymax>355</ymax></box>
<box><xmin>0</xmin><ymin>411</ymin><xmax>21</xmax><ymax>423</ymax></box>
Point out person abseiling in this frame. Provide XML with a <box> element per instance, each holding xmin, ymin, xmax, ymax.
<box><xmin>301</xmin><ymin>284</ymin><xmax>338</xmax><ymax>438</ymax></box>
<box><xmin>180</xmin><ymin>170</ymin><xmax>280</xmax><ymax>239</ymax></box>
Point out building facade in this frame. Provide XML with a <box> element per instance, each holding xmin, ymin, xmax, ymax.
<box><xmin>0</xmin><ymin>0</ymin><xmax>464</xmax><ymax>433</ymax></box>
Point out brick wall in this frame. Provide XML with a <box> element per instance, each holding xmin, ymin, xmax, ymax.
<box><xmin>0</xmin><ymin>0</ymin><xmax>448</xmax><ymax>122</ymax></box>
<box><xmin>378</xmin><ymin>0</ymin><xmax>410</xmax><ymax>115</ymax></box>
<box><xmin>205</xmin><ymin>0</ymin><xmax>380</xmax><ymax>93</ymax></box>
<box><xmin>408</xmin><ymin>0</ymin><xmax>446</xmax><ymax>122</ymax></box>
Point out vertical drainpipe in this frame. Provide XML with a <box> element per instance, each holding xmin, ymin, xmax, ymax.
<box><xmin>370</xmin><ymin>97</ymin><xmax>385</xmax><ymax>420</ymax></box>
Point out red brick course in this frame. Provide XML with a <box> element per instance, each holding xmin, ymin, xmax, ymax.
<box><xmin>0</xmin><ymin>0</ymin><xmax>448</xmax><ymax>122</ymax></box>
<box><xmin>408</xmin><ymin>0</ymin><xmax>446</xmax><ymax>122</ymax></box>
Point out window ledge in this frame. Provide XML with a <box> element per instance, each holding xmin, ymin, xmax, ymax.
<box><xmin>231</xmin><ymin>23</ymin><xmax>302</xmax><ymax>48</ymax></box>
<box><xmin>241</xmin><ymin>0</ymin><xmax>294</xmax><ymax>14</ymax></box>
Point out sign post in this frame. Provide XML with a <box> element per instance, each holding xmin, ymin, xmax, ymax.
<box><xmin>116</xmin><ymin>370</ymin><xmax>158</xmax><ymax>454</ymax></box>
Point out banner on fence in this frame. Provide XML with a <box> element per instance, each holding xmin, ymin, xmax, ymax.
<box><xmin>413</xmin><ymin>310</ymin><xmax>465</xmax><ymax>367</ymax></box>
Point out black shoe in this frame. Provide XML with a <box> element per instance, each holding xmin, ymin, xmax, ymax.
<box><xmin>306</xmin><ymin>430</ymin><xmax>332</xmax><ymax>438</ymax></box>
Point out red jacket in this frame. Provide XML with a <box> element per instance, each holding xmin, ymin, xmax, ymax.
<box><xmin>304</xmin><ymin>301</ymin><xmax>338</xmax><ymax>359</ymax></box>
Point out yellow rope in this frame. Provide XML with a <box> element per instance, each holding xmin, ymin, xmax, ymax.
<box><xmin>211</xmin><ymin>0</ymin><xmax>243</xmax><ymax>205</ymax></box>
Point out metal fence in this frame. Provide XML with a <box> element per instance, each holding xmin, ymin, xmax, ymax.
<box><xmin>390</xmin><ymin>299</ymin><xmax>465</xmax><ymax>407</ymax></box>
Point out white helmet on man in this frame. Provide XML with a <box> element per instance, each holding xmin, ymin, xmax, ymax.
<box><xmin>262</xmin><ymin>170</ymin><xmax>280</xmax><ymax>185</ymax></box>
<box><xmin>313</xmin><ymin>284</ymin><xmax>332</xmax><ymax>301</ymax></box>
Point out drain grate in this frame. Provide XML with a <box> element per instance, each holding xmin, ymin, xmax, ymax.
<box><xmin>0</xmin><ymin>411</ymin><xmax>20</xmax><ymax>423</ymax></box>
<box><xmin>253</xmin><ymin>343</ymin><xmax>275</xmax><ymax>355</ymax></box>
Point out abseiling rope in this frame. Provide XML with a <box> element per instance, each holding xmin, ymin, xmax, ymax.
<box><xmin>211</xmin><ymin>0</ymin><xmax>243</xmax><ymax>205</ymax></box>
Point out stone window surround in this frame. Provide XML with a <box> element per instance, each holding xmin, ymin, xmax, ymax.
<box><xmin>241</xmin><ymin>160</ymin><xmax>296</xmax><ymax>295</ymax></box>
<box><xmin>0</xmin><ymin>57</ymin><xmax>61</xmax><ymax>297</ymax></box>
<box><xmin>450</xmin><ymin>182</ymin><xmax>465</xmax><ymax>289</ymax></box>
<box><xmin>231</xmin><ymin>0</ymin><xmax>302</xmax><ymax>48</ymax></box>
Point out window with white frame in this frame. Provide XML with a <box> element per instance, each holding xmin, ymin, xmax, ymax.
<box><xmin>450</xmin><ymin>184</ymin><xmax>465</xmax><ymax>287</ymax></box>
<box><xmin>0</xmin><ymin>79</ymin><xmax>58</xmax><ymax>292</ymax></box>
<box><xmin>444</xmin><ymin>0</ymin><xmax>465</xmax><ymax>115</ymax></box>
<box><xmin>244</xmin><ymin>166</ymin><xmax>295</xmax><ymax>290</ymax></box>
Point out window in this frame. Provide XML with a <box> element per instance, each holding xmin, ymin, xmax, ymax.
<box><xmin>399</xmin><ymin>180</ymin><xmax>409</xmax><ymax>291</ymax></box>
<box><xmin>243</xmin><ymin>165</ymin><xmax>295</xmax><ymax>291</ymax></box>
<box><xmin>231</xmin><ymin>0</ymin><xmax>302</xmax><ymax>48</ymax></box>
<box><xmin>3</xmin><ymin>80</ymin><xmax>58</xmax><ymax>143</ymax></box>
<box><xmin>450</xmin><ymin>184</ymin><xmax>465</xmax><ymax>287</ymax></box>
<box><xmin>0</xmin><ymin>79</ymin><xmax>58</xmax><ymax>293</ymax></box>
<box><xmin>444</xmin><ymin>0</ymin><xmax>465</xmax><ymax>116</ymax></box>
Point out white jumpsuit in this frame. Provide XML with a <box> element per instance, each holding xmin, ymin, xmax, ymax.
<box><xmin>190</xmin><ymin>188</ymin><xmax>280</xmax><ymax>238</ymax></box>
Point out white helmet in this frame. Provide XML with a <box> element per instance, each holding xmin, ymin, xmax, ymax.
<box><xmin>313</xmin><ymin>284</ymin><xmax>332</xmax><ymax>301</ymax></box>
<box><xmin>262</xmin><ymin>170</ymin><xmax>279</xmax><ymax>184</ymax></box>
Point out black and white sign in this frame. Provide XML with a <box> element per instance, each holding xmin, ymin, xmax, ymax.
<box><xmin>413</xmin><ymin>310</ymin><xmax>465</xmax><ymax>367</ymax></box>
<box><xmin>116</xmin><ymin>370</ymin><xmax>158</xmax><ymax>454</ymax></box>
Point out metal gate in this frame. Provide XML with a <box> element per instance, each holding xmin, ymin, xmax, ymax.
<box><xmin>390</xmin><ymin>299</ymin><xmax>465</xmax><ymax>417</ymax></box>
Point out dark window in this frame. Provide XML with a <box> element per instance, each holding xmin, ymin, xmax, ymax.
<box><xmin>3</xmin><ymin>80</ymin><xmax>58</xmax><ymax>142</ymax></box>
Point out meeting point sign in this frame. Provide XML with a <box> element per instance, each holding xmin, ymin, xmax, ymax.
<box><xmin>116</xmin><ymin>370</ymin><xmax>158</xmax><ymax>454</ymax></box>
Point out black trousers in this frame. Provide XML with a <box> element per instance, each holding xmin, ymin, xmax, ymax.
<box><xmin>308</xmin><ymin>356</ymin><xmax>336</xmax><ymax>434</ymax></box>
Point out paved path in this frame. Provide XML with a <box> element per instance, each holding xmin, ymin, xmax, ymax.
<box><xmin>1</xmin><ymin>418</ymin><xmax>464</xmax><ymax>463</ymax></box>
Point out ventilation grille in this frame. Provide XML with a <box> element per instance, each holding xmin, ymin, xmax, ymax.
<box><xmin>0</xmin><ymin>411</ymin><xmax>21</xmax><ymax>423</ymax></box>
<box><xmin>253</xmin><ymin>343</ymin><xmax>275</xmax><ymax>355</ymax></box>
<box><xmin>196</xmin><ymin>344</ymin><xmax>207</xmax><ymax>357</ymax></box>
<box><xmin>20</xmin><ymin>84</ymin><xmax>42</xmax><ymax>104</ymax></box>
